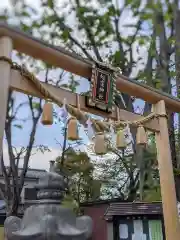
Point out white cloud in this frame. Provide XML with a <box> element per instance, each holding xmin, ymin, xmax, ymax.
<box><xmin>4</xmin><ymin>0</ymin><xmax>40</xmax><ymax>8</ymax></box>
<box><xmin>1</xmin><ymin>0</ymin><xmax>148</xmax><ymax>171</ymax></box>
<box><xmin>3</xmin><ymin>143</ymin><xmax>60</xmax><ymax>170</ymax></box>
<box><xmin>1</xmin><ymin>0</ymin><xmax>10</xmax><ymax>8</ymax></box>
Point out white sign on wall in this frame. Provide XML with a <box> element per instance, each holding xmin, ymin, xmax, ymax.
<box><xmin>132</xmin><ymin>220</ymin><xmax>147</xmax><ymax>240</ymax></box>
<box><xmin>119</xmin><ymin>224</ymin><xmax>128</xmax><ymax>239</ymax></box>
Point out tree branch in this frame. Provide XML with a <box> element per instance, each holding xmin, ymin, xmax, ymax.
<box><xmin>19</xmin><ymin>66</ymin><xmax>50</xmax><ymax>193</ymax></box>
<box><xmin>5</xmin><ymin>92</ymin><xmax>18</xmax><ymax>189</ymax></box>
<box><xmin>19</xmin><ymin>96</ymin><xmax>42</xmax><ymax>193</ymax></box>
<box><xmin>74</xmin><ymin>0</ymin><xmax>102</xmax><ymax>61</ymax></box>
<box><xmin>127</xmin><ymin>19</ymin><xmax>142</xmax><ymax>74</ymax></box>
<box><xmin>0</xmin><ymin>153</ymin><xmax>11</xmax><ymax>202</ymax></box>
<box><xmin>114</xmin><ymin>16</ymin><xmax>126</xmax><ymax>72</ymax></box>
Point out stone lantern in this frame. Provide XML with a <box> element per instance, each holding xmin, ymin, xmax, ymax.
<box><xmin>4</xmin><ymin>168</ymin><xmax>93</xmax><ymax>240</ymax></box>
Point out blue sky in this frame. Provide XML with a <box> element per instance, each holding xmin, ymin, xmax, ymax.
<box><xmin>0</xmin><ymin>0</ymin><xmax>94</xmax><ymax>169</ymax></box>
<box><xmin>5</xmin><ymin>74</ymin><xmax>92</xmax><ymax>170</ymax></box>
<box><xmin>1</xmin><ymin>0</ymin><xmax>148</xmax><ymax>170</ymax></box>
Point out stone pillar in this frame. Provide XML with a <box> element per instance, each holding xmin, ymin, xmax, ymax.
<box><xmin>49</xmin><ymin>160</ymin><xmax>55</xmax><ymax>172</ymax></box>
<box><xmin>4</xmin><ymin>168</ymin><xmax>93</xmax><ymax>240</ymax></box>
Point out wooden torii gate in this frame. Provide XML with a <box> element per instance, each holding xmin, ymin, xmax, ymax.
<box><xmin>0</xmin><ymin>23</ymin><xmax>180</xmax><ymax>239</ymax></box>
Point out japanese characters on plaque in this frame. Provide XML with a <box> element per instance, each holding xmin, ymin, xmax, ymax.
<box><xmin>87</xmin><ymin>66</ymin><xmax>116</xmax><ymax>113</ymax></box>
<box><xmin>93</xmin><ymin>69</ymin><xmax>110</xmax><ymax>103</ymax></box>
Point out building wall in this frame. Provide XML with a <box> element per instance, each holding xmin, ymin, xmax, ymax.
<box><xmin>0</xmin><ymin>177</ymin><xmax>38</xmax><ymax>203</ymax></box>
<box><xmin>83</xmin><ymin>203</ymin><xmax>108</xmax><ymax>240</ymax></box>
<box><xmin>114</xmin><ymin>216</ymin><xmax>165</xmax><ymax>240</ymax></box>
<box><xmin>20</xmin><ymin>179</ymin><xmax>38</xmax><ymax>203</ymax></box>
<box><xmin>82</xmin><ymin>202</ymin><xmax>165</xmax><ymax>240</ymax></box>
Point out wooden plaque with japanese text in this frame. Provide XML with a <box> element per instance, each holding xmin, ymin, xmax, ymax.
<box><xmin>92</xmin><ymin>68</ymin><xmax>111</xmax><ymax>105</ymax></box>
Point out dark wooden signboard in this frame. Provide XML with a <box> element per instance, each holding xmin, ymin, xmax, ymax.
<box><xmin>92</xmin><ymin>68</ymin><xmax>111</xmax><ymax>104</ymax></box>
<box><xmin>86</xmin><ymin>67</ymin><xmax>115</xmax><ymax>113</ymax></box>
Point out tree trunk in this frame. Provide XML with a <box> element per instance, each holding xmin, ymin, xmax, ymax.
<box><xmin>168</xmin><ymin>113</ymin><xmax>180</xmax><ymax>200</ymax></box>
<box><xmin>6</xmin><ymin>199</ymin><xmax>19</xmax><ymax>217</ymax></box>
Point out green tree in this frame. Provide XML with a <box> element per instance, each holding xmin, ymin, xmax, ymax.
<box><xmin>92</xmin><ymin>133</ymin><xmax>159</xmax><ymax>201</ymax></box>
<box><xmin>2</xmin><ymin>61</ymin><xmax>47</xmax><ymax>216</ymax></box>
<box><xmin>128</xmin><ymin>0</ymin><xmax>180</xmax><ymax>200</ymax></box>
<box><xmin>56</xmin><ymin>148</ymin><xmax>101</xmax><ymax>205</ymax></box>
<box><xmin>2</xmin><ymin>0</ymin><xmax>180</xmax><ymax>202</ymax></box>
<box><xmin>0</xmin><ymin>1</ymin><xmax>81</xmax><ymax>216</ymax></box>
<box><xmin>33</xmin><ymin>0</ymin><xmax>176</xmax><ymax>200</ymax></box>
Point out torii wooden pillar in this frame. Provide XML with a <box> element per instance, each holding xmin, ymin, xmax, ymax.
<box><xmin>0</xmin><ymin>24</ymin><xmax>180</xmax><ymax>239</ymax></box>
<box><xmin>153</xmin><ymin>101</ymin><xmax>180</xmax><ymax>239</ymax></box>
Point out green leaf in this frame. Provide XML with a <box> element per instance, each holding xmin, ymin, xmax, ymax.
<box><xmin>32</xmin><ymin>102</ymin><xmax>41</xmax><ymax>109</ymax></box>
<box><xmin>168</xmin><ymin>36</ymin><xmax>175</xmax><ymax>45</ymax></box>
<box><xmin>108</xmin><ymin>5</ymin><xmax>116</xmax><ymax>16</ymax></box>
<box><xmin>124</xmin><ymin>0</ymin><xmax>133</xmax><ymax>6</ymax></box>
<box><xmin>164</xmin><ymin>12</ymin><xmax>172</xmax><ymax>22</ymax></box>
<box><xmin>21</xmin><ymin>24</ymin><xmax>31</xmax><ymax>32</ymax></box>
<box><xmin>143</xmin><ymin>187</ymin><xmax>161</xmax><ymax>201</ymax></box>
<box><xmin>31</xmin><ymin>22</ymin><xmax>42</xmax><ymax>28</ymax></box>
<box><xmin>62</xmin><ymin>194</ymin><xmax>79</xmax><ymax>213</ymax></box>
<box><xmin>131</xmin><ymin>0</ymin><xmax>141</xmax><ymax>9</ymax></box>
<box><xmin>13</xmin><ymin>124</ymin><xmax>23</xmax><ymax>129</ymax></box>
<box><xmin>154</xmin><ymin>80</ymin><xmax>162</xmax><ymax>89</ymax></box>
<box><xmin>48</xmin><ymin>0</ymin><xmax>54</xmax><ymax>9</ymax></box>
<box><xmin>138</xmin><ymin>38</ymin><xmax>145</xmax><ymax>46</ymax></box>
<box><xmin>22</xmin><ymin>11</ymin><xmax>30</xmax><ymax>17</ymax></box>
<box><xmin>43</xmin><ymin>15</ymin><xmax>57</xmax><ymax>25</ymax></box>
<box><xmin>60</xmin><ymin>83</ymin><xmax>70</xmax><ymax>89</ymax></box>
<box><xmin>78</xmin><ymin>6</ymin><xmax>88</xmax><ymax>15</ymax></box>
<box><xmin>140</xmin><ymin>12</ymin><xmax>152</xmax><ymax>20</ymax></box>
<box><xmin>0</xmin><ymin>15</ymin><xmax>7</xmax><ymax>21</ymax></box>
<box><xmin>61</xmin><ymin>29</ymin><xmax>70</xmax><ymax>42</ymax></box>
<box><xmin>169</xmin><ymin>71</ymin><xmax>176</xmax><ymax>78</ymax></box>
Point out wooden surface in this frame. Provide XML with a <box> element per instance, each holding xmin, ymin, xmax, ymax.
<box><xmin>154</xmin><ymin>100</ymin><xmax>180</xmax><ymax>240</ymax></box>
<box><xmin>10</xmin><ymin>69</ymin><xmax>160</xmax><ymax>132</ymax></box>
<box><xmin>0</xmin><ymin>23</ymin><xmax>180</xmax><ymax>113</ymax></box>
<box><xmin>0</xmin><ymin>23</ymin><xmax>91</xmax><ymax>78</ymax></box>
<box><xmin>0</xmin><ymin>37</ymin><xmax>13</xmax><ymax>156</ymax></box>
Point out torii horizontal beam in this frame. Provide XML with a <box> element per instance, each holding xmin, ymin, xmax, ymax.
<box><xmin>0</xmin><ymin>22</ymin><xmax>180</xmax><ymax>113</ymax></box>
<box><xmin>10</xmin><ymin>69</ymin><xmax>159</xmax><ymax>132</ymax></box>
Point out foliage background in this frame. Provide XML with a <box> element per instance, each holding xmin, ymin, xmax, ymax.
<box><xmin>0</xmin><ymin>0</ymin><xmax>179</xmax><ymax>215</ymax></box>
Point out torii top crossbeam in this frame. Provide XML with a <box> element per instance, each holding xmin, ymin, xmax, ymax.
<box><xmin>0</xmin><ymin>22</ymin><xmax>180</xmax><ymax>113</ymax></box>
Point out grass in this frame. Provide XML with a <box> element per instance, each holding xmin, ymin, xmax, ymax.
<box><xmin>0</xmin><ymin>227</ymin><xmax>4</xmax><ymax>240</ymax></box>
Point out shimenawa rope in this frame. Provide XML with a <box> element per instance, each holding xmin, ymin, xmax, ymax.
<box><xmin>0</xmin><ymin>56</ymin><xmax>161</xmax><ymax>132</ymax></box>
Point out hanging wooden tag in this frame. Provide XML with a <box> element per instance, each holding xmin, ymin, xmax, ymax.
<box><xmin>67</xmin><ymin>117</ymin><xmax>79</xmax><ymax>141</ymax></box>
<box><xmin>67</xmin><ymin>95</ymin><xmax>81</xmax><ymax>141</ymax></box>
<box><xmin>115</xmin><ymin>107</ymin><xmax>127</xmax><ymax>149</ymax></box>
<box><xmin>116</xmin><ymin>129</ymin><xmax>127</xmax><ymax>150</ymax></box>
<box><xmin>94</xmin><ymin>132</ymin><xmax>107</xmax><ymax>155</ymax></box>
<box><xmin>41</xmin><ymin>101</ymin><xmax>53</xmax><ymax>125</ymax></box>
<box><xmin>136</xmin><ymin>125</ymin><xmax>147</xmax><ymax>145</ymax></box>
